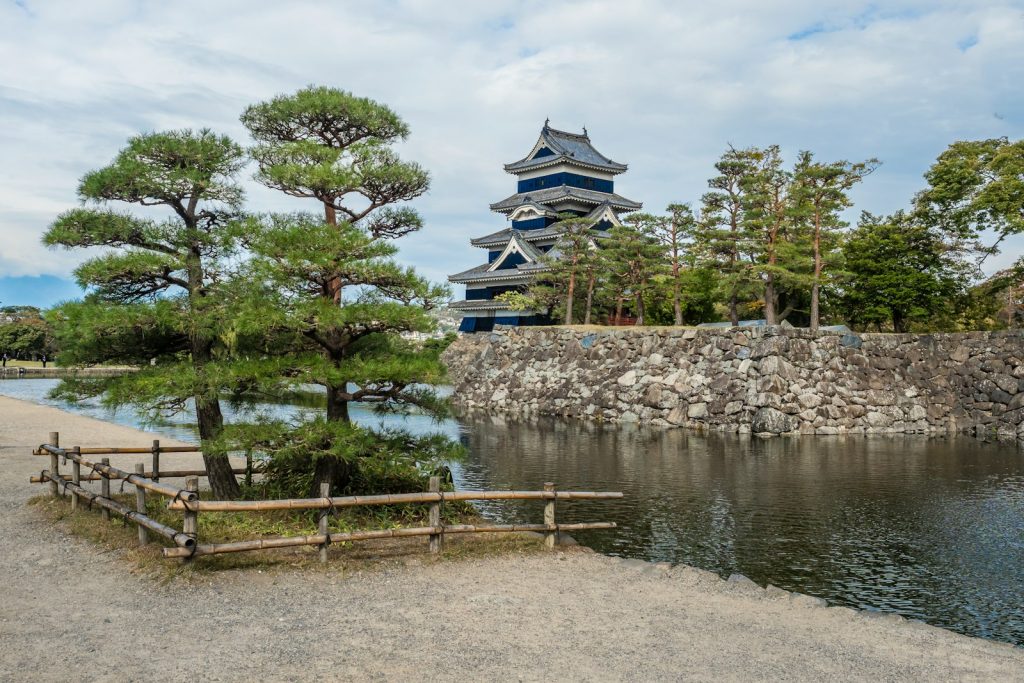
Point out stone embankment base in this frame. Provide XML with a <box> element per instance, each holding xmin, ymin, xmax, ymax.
<box><xmin>444</xmin><ymin>326</ymin><xmax>1024</xmax><ymax>439</ymax></box>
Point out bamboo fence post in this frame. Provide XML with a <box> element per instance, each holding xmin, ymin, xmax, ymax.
<box><xmin>134</xmin><ymin>463</ymin><xmax>148</xmax><ymax>546</ymax></box>
<box><xmin>544</xmin><ymin>482</ymin><xmax>556</xmax><ymax>549</ymax></box>
<box><xmin>100</xmin><ymin>458</ymin><xmax>111</xmax><ymax>521</ymax></box>
<box><xmin>48</xmin><ymin>432</ymin><xmax>59</xmax><ymax>497</ymax></box>
<box><xmin>429</xmin><ymin>476</ymin><xmax>443</xmax><ymax>554</ymax></box>
<box><xmin>151</xmin><ymin>440</ymin><xmax>160</xmax><ymax>482</ymax></box>
<box><xmin>71</xmin><ymin>447</ymin><xmax>81</xmax><ymax>511</ymax></box>
<box><xmin>318</xmin><ymin>482</ymin><xmax>330</xmax><ymax>564</ymax></box>
<box><xmin>182</xmin><ymin>476</ymin><xmax>199</xmax><ymax>561</ymax></box>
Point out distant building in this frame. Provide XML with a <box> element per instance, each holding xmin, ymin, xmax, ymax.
<box><xmin>448</xmin><ymin>121</ymin><xmax>641</xmax><ymax>332</ymax></box>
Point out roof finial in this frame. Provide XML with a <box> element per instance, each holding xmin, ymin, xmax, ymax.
<box><xmin>545</xmin><ymin>117</ymin><xmax>551</xmax><ymax>129</ymax></box>
<box><xmin>582</xmin><ymin>124</ymin><xmax>588</xmax><ymax>136</ymax></box>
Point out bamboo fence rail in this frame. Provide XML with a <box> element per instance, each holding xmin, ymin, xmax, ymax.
<box><xmin>31</xmin><ymin>433</ymin><xmax>622</xmax><ymax>563</ymax></box>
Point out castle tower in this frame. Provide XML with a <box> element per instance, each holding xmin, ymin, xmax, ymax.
<box><xmin>448</xmin><ymin>122</ymin><xmax>641</xmax><ymax>332</ymax></box>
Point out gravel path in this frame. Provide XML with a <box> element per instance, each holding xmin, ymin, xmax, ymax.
<box><xmin>1</xmin><ymin>395</ymin><xmax>1022</xmax><ymax>682</ymax></box>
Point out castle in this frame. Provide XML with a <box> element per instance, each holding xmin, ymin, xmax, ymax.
<box><xmin>448</xmin><ymin>122</ymin><xmax>641</xmax><ymax>332</ymax></box>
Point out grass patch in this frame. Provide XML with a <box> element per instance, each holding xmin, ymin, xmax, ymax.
<box><xmin>29</xmin><ymin>491</ymin><xmax>545</xmax><ymax>579</ymax></box>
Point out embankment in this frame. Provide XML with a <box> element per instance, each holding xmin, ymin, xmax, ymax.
<box><xmin>443</xmin><ymin>326</ymin><xmax>1024</xmax><ymax>439</ymax></box>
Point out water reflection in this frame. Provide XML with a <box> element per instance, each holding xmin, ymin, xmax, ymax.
<box><xmin>455</xmin><ymin>415</ymin><xmax>1024</xmax><ymax>645</ymax></box>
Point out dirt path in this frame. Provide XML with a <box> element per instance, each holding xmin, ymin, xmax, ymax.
<box><xmin>1</xmin><ymin>395</ymin><xmax>1021</xmax><ymax>681</ymax></box>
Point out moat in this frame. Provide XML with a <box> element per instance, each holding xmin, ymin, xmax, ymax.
<box><xmin>2</xmin><ymin>378</ymin><xmax>1022</xmax><ymax>646</ymax></box>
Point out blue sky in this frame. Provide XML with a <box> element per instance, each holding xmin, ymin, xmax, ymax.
<box><xmin>1</xmin><ymin>0</ymin><xmax>1022</xmax><ymax>308</ymax></box>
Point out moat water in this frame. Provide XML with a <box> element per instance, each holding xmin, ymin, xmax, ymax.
<box><xmin>2</xmin><ymin>378</ymin><xmax>1022</xmax><ymax>646</ymax></box>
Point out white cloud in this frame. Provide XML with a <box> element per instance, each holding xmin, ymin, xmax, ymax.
<box><xmin>0</xmin><ymin>0</ymin><xmax>1022</xmax><ymax>293</ymax></box>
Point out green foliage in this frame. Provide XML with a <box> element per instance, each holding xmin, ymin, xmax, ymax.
<box><xmin>242</xmin><ymin>86</ymin><xmax>428</xmax><ymax>235</ymax></box>
<box><xmin>642</xmin><ymin>268</ymin><xmax>721</xmax><ymax>326</ymax></box>
<box><xmin>601</xmin><ymin>219</ymin><xmax>668</xmax><ymax>325</ymax></box>
<box><xmin>790</xmin><ymin>151</ymin><xmax>879</xmax><ymax>328</ymax></box>
<box><xmin>838</xmin><ymin>212</ymin><xmax>972</xmax><ymax>332</ymax></box>
<box><xmin>515</xmin><ymin>216</ymin><xmax>603</xmax><ymax>324</ymax></box>
<box><xmin>0</xmin><ymin>314</ymin><xmax>55</xmax><ymax>360</ymax></box>
<box><xmin>78</xmin><ymin>129</ymin><xmax>245</xmax><ymax>209</ymax></box>
<box><xmin>916</xmin><ymin>137</ymin><xmax>1024</xmax><ymax>254</ymax></box>
<box><xmin>221</xmin><ymin>417</ymin><xmax>464</xmax><ymax>499</ymax></box>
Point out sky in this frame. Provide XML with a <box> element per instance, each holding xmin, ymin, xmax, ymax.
<box><xmin>1</xmin><ymin>0</ymin><xmax>1022</xmax><ymax>308</ymax></box>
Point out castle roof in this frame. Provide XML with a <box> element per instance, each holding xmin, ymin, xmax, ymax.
<box><xmin>490</xmin><ymin>186</ymin><xmax>641</xmax><ymax>214</ymax></box>
<box><xmin>470</xmin><ymin>202</ymin><xmax>624</xmax><ymax>248</ymax></box>
<box><xmin>448</xmin><ymin>262</ymin><xmax>539</xmax><ymax>284</ymax></box>
<box><xmin>504</xmin><ymin>123</ymin><xmax>628</xmax><ymax>175</ymax></box>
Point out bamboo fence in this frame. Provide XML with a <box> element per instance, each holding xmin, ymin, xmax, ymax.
<box><xmin>31</xmin><ymin>433</ymin><xmax>622</xmax><ymax>562</ymax></box>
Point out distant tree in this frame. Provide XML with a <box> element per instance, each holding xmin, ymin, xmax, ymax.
<box><xmin>552</xmin><ymin>216</ymin><xmax>602</xmax><ymax>325</ymax></box>
<box><xmin>971</xmin><ymin>257</ymin><xmax>1024</xmax><ymax>329</ymax></box>
<box><xmin>238</xmin><ymin>87</ymin><xmax>452</xmax><ymax>495</ymax></box>
<box><xmin>790</xmin><ymin>152</ymin><xmax>879</xmax><ymax>331</ymax></box>
<box><xmin>641</xmin><ymin>266</ymin><xmax>720</xmax><ymax>326</ymax></box>
<box><xmin>916</xmin><ymin>137</ymin><xmax>1024</xmax><ymax>260</ymax></box>
<box><xmin>498</xmin><ymin>215</ymin><xmax>603</xmax><ymax>325</ymax></box>
<box><xmin>839</xmin><ymin>212</ymin><xmax>971</xmax><ymax>332</ymax></box>
<box><xmin>740</xmin><ymin>145</ymin><xmax>803</xmax><ymax>325</ymax></box>
<box><xmin>43</xmin><ymin>130</ymin><xmax>245</xmax><ymax>498</ymax></box>
<box><xmin>600</xmin><ymin>219</ymin><xmax>668</xmax><ymax>325</ymax></box>
<box><xmin>0</xmin><ymin>314</ymin><xmax>55</xmax><ymax>360</ymax></box>
<box><xmin>701</xmin><ymin>146</ymin><xmax>759</xmax><ymax>325</ymax></box>
<box><xmin>632</xmin><ymin>205</ymin><xmax>698</xmax><ymax>325</ymax></box>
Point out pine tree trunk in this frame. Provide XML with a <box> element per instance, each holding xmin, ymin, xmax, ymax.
<box><xmin>185</xmin><ymin>246</ymin><xmax>239</xmax><ymax>500</ymax></box>
<box><xmin>583</xmin><ymin>275</ymin><xmax>595</xmax><ymax>326</ymax></box>
<box><xmin>615</xmin><ymin>297</ymin><xmax>624</xmax><ymax>324</ymax></box>
<box><xmin>195</xmin><ymin>395</ymin><xmax>239</xmax><ymax>499</ymax></box>
<box><xmin>764</xmin><ymin>235</ymin><xmax>778</xmax><ymax>325</ymax></box>
<box><xmin>311</xmin><ymin>455</ymin><xmax>353</xmax><ymax>498</ymax></box>
<box><xmin>564</xmin><ymin>271</ymin><xmax>576</xmax><ymax>325</ymax></box>
<box><xmin>313</xmin><ymin>383</ymin><xmax>353</xmax><ymax>496</ymax></box>
<box><xmin>729</xmin><ymin>290</ymin><xmax>739</xmax><ymax>326</ymax></box>
<box><xmin>810</xmin><ymin>214</ymin><xmax>822</xmax><ymax>332</ymax></box>
<box><xmin>325</xmin><ymin>383</ymin><xmax>350</xmax><ymax>422</ymax></box>
<box><xmin>672</xmin><ymin>264</ymin><xmax>682</xmax><ymax>326</ymax></box>
<box><xmin>893</xmin><ymin>310</ymin><xmax>907</xmax><ymax>334</ymax></box>
<box><xmin>635</xmin><ymin>293</ymin><xmax>645</xmax><ymax>326</ymax></box>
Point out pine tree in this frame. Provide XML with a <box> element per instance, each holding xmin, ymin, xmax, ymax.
<box><xmin>44</xmin><ymin>130</ymin><xmax>245</xmax><ymax>498</ymax></box>
<box><xmin>600</xmin><ymin>220</ymin><xmax>668</xmax><ymax>325</ymax></box>
<box><xmin>738</xmin><ymin>145</ymin><xmax>801</xmax><ymax>325</ymax></box>
<box><xmin>791</xmin><ymin>151</ymin><xmax>878</xmax><ymax>331</ymax></box>
<box><xmin>238</xmin><ymin>87</ymin><xmax>451</xmax><ymax>494</ymax></box>
<box><xmin>645</xmin><ymin>204</ymin><xmax>698</xmax><ymax>325</ymax></box>
<box><xmin>498</xmin><ymin>216</ymin><xmax>602</xmax><ymax>325</ymax></box>
<box><xmin>701</xmin><ymin>146</ymin><xmax>764</xmax><ymax>325</ymax></box>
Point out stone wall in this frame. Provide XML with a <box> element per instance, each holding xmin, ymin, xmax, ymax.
<box><xmin>442</xmin><ymin>326</ymin><xmax>1024</xmax><ymax>439</ymax></box>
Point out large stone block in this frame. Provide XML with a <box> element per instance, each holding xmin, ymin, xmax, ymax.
<box><xmin>751</xmin><ymin>407</ymin><xmax>795</xmax><ymax>434</ymax></box>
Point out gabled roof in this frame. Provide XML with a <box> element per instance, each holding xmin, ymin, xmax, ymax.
<box><xmin>447</xmin><ymin>261</ymin><xmax>543</xmax><ymax>284</ymax></box>
<box><xmin>449</xmin><ymin>299</ymin><xmax>512</xmax><ymax>311</ymax></box>
<box><xmin>487</xmin><ymin>231</ymin><xmax>545</xmax><ymax>272</ymax></box>
<box><xmin>508</xmin><ymin>200</ymin><xmax>559</xmax><ymax>221</ymax></box>
<box><xmin>582</xmin><ymin>201</ymin><xmax>624</xmax><ymax>227</ymax></box>
<box><xmin>490</xmin><ymin>186</ymin><xmax>642</xmax><ymax>214</ymax></box>
<box><xmin>504</xmin><ymin>123</ymin><xmax>628</xmax><ymax>175</ymax></box>
<box><xmin>471</xmin><ymin>226</ymin><xmax>563</xmax><ymax>247</ymax></box>
<box><xmin>471</xmin><ymin>202</ymin><xmax>624</xmax><ymax>248</ymax></box>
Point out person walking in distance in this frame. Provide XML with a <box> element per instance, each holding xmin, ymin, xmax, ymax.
<box><xmin>41</xmin><ymin>354</ymin><xmax>47</xmax><ymax>368</ymax></box>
